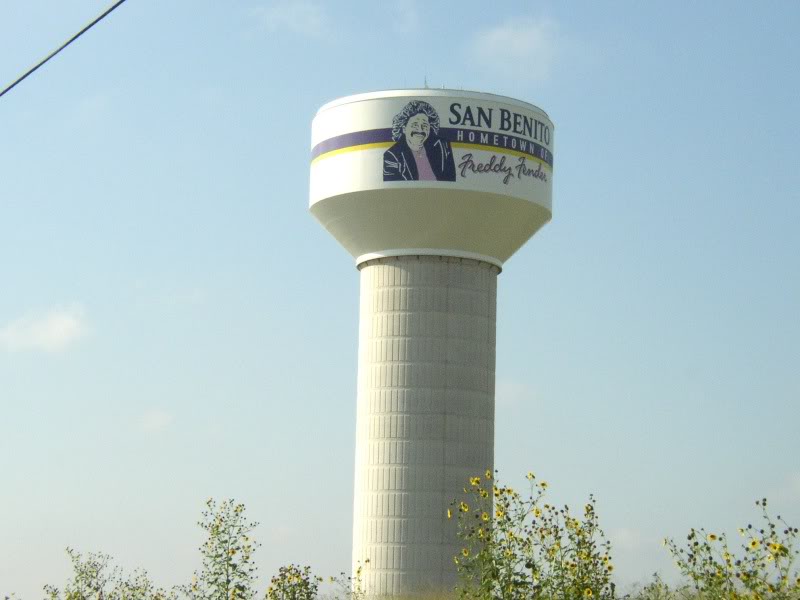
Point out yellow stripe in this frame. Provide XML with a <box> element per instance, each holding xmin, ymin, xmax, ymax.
<box><xmin>312</xmin><ymin>140</ymin><xmax>552</xmax><ymax>170</ymax></box>
<box><xmin>311</xmin><ymin>142</ymin><xmax>392</xmax><ymax>164</ymax></box>
<box><xmin>452</xmin><ymin>142</ymin><xmax>553</xmax><ymax>168</ymax></box>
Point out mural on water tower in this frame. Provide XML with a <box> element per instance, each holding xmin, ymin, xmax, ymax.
<box><xmin>383</xmin><ymin>100</ymin><xmax>457</xmax><ymax>182</ymax></box>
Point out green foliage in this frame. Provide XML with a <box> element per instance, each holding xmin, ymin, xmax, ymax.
<box><xmin>41</xmin><ymin>548</ymin><xmax>174</xmax><ymax>600</ymax></box>
<box><xmin>450</xmin><ymin>471</ymin><xmax>615</xmax><ymax>600</ymax></box>
<box><xmin>663</xmin><ymin>498</ymin><xmax>800</xmax><ymax>599</ymax></box>
<box><xmin>266</xmin><ymin>565</ymin><xmax>321</xmax><ymax>600</ymax></box>
<box><xmin>185</xmin><ymin>499</ymin><xmax>260</xmax><ymax>600</ymax></box>
<box><xmin>7</xmin><ymin>491</ymin><xmax>796</xmax><ymax>600</ymax></box>
<box><xmin>326</xmin><ymin>561</ymin><xmax>368</xmax><ymax>600</ymax></box>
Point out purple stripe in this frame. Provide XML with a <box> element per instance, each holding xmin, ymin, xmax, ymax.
<box><xmin>311</xmin><ymin>126</ymin><xmax>554</xmax><ymax>167</ymax></box>
<box><xmin>311</xmin><ymin>128</ymin><xmax>393</xmax><ymax>160</ymax></box>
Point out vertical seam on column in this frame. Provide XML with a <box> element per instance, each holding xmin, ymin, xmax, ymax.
<box><xmin>440</xmin><ymin>258</ymin><xmax>448</xmax><ymax>565</ymax></box>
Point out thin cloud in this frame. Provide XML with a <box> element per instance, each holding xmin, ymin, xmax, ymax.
<box><xmin>389</xmin><ymin>1</ymin><xmax>421</xmax><ymax>35</ymax></box>
<box><xmin>495</xmin><ymin>379</ymin><xmax>533</xmax><ymax>406</ymax></box>
<box><xmin>610</xmin><ymin>527</ymin><xmax>645</xmax><ymax>551</ymax></box>
<box><xmin>771</xmin><ymin>471</ymin><xmax>800</xmax><ymax>504</ymax></box>
<box><xmin>472</xmin><ymin>17</ymin><xmax>562</xmax><ymax>83</ymax></box>
<box><xmin>140</xmin><ymin>408</ymin><xmax>174</xmax><ymax>433</ymax></box>
<box><xmin>0</xmin><ymin>306</ymin><xmax>86</xmax><ymax>353</ymax></box>
<box><xmin>253</xmin><ymin>0</ymin><xmax>328</xmax><ymax>37</ymax></box>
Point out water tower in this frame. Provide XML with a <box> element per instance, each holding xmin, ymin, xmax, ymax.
<box><xmin>309</xmin><ymin>89</ymin><xmax>554</xmax><ymax>596</ymax></box>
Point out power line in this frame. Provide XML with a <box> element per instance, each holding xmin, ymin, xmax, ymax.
<box><xmin>0</xmin><ymin>0</ymin><xmax>128</xmax><ymax>99</ymax></box>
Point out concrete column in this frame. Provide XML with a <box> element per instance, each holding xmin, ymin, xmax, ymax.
<box><xmin>351</xmin><ymin>256</ymin><xmax>498</xmax><ymax>596</ymax></box>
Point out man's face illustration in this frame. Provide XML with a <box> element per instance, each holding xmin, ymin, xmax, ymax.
<box><xmin>404</xmin><ymin>113</ymin><xmax>430</xmax><ymax>151</ymax></box>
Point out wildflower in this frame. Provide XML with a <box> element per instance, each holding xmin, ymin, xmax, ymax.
<box><xmin>481</xmin><ymin>511</ymin><xmax>489</xmax><ymax>522</ymax></box>
<box><xmin>453</xmin><ymin>557</ymin><xmax>459</xmax><ymax>565</ymax></box>
<box><xmin>470</xmin><ymin>476</ymin><xmax>481</xmax><ymax>486</ymax></box>
<box><xmin>584</xmin><ymin>588</ymin><xmax>593</xmax><ymax>598</ymax></box>
<box><xmin>485</xmin><ymin>469</ymin><xmax>493</xmax><ymax>479</ymax></box>
<box><xmin>769</xmin><ymin>542</ymin><xmax>785</xmax><ymax>553</ymax></box>
<box><xmin>461</xmin><ymin>547</ymin><xmax>470</xmax><ymax>557</ymax></box>
<box><xmin>607</xmin><ymin>564</ymin><xmax>614</xmax><ymax>572</ymax></box>
<box><xmin>526</xmin><ymin>472</ymin><xmax>535</xmax><ymax>480</ymax></box>
<box><xmin>460</xmin><ymin>502</ymin><xmax>469</xmax><ymax>513</ymax></box>
<box><xmin>495</xmin><ymin>508</ymin><xmax>505</xmax><ymax>518</ymax></box>
<box><xmin>749</xmin><ymin>539</ymin><xmax>761</xmax><ymax>550</ymax></box>
<box><xmin>533</xmin><ymin>507</ymin><xmax>542</xmax><ymax>518</ymax></box>
<box><xmin>707</xmin><ymin>533</ymin><xmax>718</xmax><ymax>542</ymax></box>
<box><xmin>447</xmin><ymin>509</ymin><xmax>452</xmax><ymax>519</ymax></box>
<box><xmin>540</xmin><ymin>481</ymin><xmax>548</xmax><ymax>489</ymax></box>
<box><xmin>766</xmin><ymin>554</ymin><xmax>775</xmax><ymax>562</ymax></box>
<box><xmin>479</xmin><ymin>489</ymin><xmax>489</xmax><ymax>498</ymax></box>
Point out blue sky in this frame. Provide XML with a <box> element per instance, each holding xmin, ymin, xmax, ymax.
<box><xmin>1</xmin><ymin>1</ymin><xmax>799</xmax><ymax>597</ymax></box>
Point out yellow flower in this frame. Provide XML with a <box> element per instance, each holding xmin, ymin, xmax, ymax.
<box><xmin>606</xmin><ymin>564</ymin><xmax>614</xmax><ymax>572</ymax></box>
<box><xmin>470</xmin><ymin>476</ymin><xmax>481</xmax><ymax>486</ymax></box>
<box><xmin>769</xmin><ymin>542</ymin><xmax>785</xmax><ymax>554</ymax></box>
<box><xmin>533</xmin><ymin>507</ymin><xmax>542</xmax><ymax>518</ymax></box>
<box><xmin>540</xmin><ymin>481</ymin><xmax>548</xmax><ymax>489</ymax></box>
<box><xmin>707</xmin><ymin>533</ymin><xmax>718</xmax><ymax>542</ymax></box>
<box><xmin>461</xmin><ymin>547</ymin><xmax>470</xmax><ymax>557</ymax></box>
<box><xmin>495</xmin><ymin>508</ymin><xmax>505</xmax><ymax>518</ymax></box>
<box><xmin>447</xmin><ymin>508</ymin><xmax>452</xmax><ymax>519</ymax></box>
<box><xmin>460</xmin><ymin>502</ymin><xmax>469</xmax><ymax>513</ymax></box>
<box><xmin>453</xmin><ymin>557</ymin><xmax>460</xmax><ymax>565</ymax></box>
<box><xmin>526</xmin><ymin>471</ymin><xmax>535</xmax><ymax>480</ymax></box>
<box><xmin>749</xmin><ymin>539</ymin><xmax>761</xmax><ymax>550</ymax></box>
<box><xmin>766</xmin><ymin>554</ymin><xmax>775</xmax><ymax>562</ymax></box>
<box><xmin>479</xmin><ymin>489</ymin><xmax>489</xmax><ymax>498</ymax></box>
<box><xmin>477</xmin><ymin>528</ymin><xmax>484</xmax><ymax>538</ymax></box>
<box><xmin>481</xmin><ymin>511</ymin><xmax>489</xmax><ymax>522</ymax></box>
<box><xmin>584</xmin><ymin>588</ymin><xmax>593</xmax><ymax>598</ymax></box>
<box><xmin>485</xmin><ymin>469</ymin><xmax>493</xmax><ymax>479</ymax></box>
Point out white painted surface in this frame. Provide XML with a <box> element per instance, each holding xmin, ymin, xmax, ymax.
<box><xmin>309</xmin><ymin>89</ymin><xmax>554</xmax><ymax>267</ymax></box>
<box><xmin>352</xmin><ymin>256</ymin><xmax>497</xmax><ymax>596</ymax></box>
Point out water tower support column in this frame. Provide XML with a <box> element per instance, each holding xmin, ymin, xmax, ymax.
<box><xmin>352</xmin><ymin>256</ymin><xmax>498</xmax><ymax>595</ymax></box>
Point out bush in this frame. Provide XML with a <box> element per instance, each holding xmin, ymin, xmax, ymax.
<box><xmin>663</xmin><ymin>498</ymin><xmax>800</xmax><ymax>599</ymax></box>
<box><xmin>266</xmin><ymin>565</ymin><xmax>321</xmax><ymax>600</ymax></box>
<box><xmin>41</xmin><ymin>548</ymin><xmax>174</xmax><ymax>600</ymax></box>
<box><xmin>450</xmin><ymin>471</ymin><xmax>615</xmax><ymax>600</ymax></box>
<box><xmin>185</xmin><ymin>499</ymin><xmax>260</xmax><ymax>600</ymax></box>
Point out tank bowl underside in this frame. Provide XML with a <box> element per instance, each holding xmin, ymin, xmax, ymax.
<box><xmin>310</xmin><ymin>189</ymin><xmax>551</xmax><ymax>267</ymax></box>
